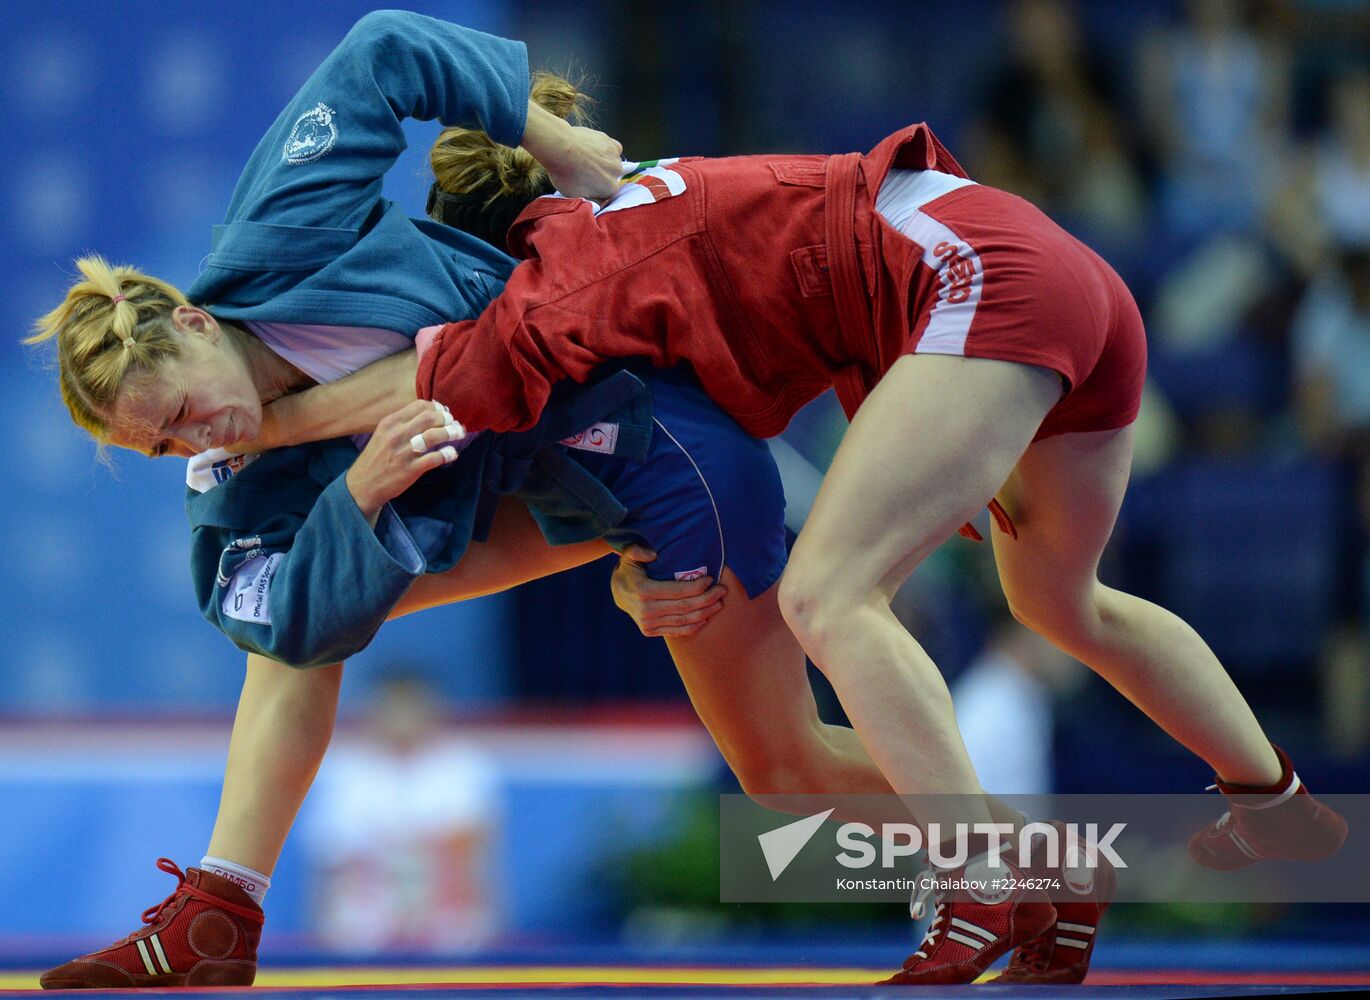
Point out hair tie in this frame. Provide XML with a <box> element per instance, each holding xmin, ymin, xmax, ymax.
<box><xmin>113</xmin><ymin>294</ymin><xmax>133</xmax><ymax>349</ymax></box>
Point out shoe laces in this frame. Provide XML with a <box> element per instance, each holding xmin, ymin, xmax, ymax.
<box><xmin>1001</xmin><ymin>927</ymin><xmax>1053</xmax><ymax>975</ymax></box>
<box><xmin>909</xmin><ymin>879</ymin><xmax>935</xmax><ymax>921</ymax></box>
<box><xmin>141</xmin><ymin>858</ymin><xmax>191</xmax><ymax>925</ymax></box>
<box><xmin>139</xmin><ymin>857</ymin><xmax>258</xmax><ymax>926</ymax></box>
<box><xmin>903</xmin><ymin>890</ymin><xmax>947</xmax><ymax>968</ymax></box>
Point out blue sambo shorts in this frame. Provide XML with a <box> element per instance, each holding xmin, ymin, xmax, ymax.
<box><xmin>571</xmin><ymin>368</ymin><xmax>788</xmax><ymax>598</ymax></box>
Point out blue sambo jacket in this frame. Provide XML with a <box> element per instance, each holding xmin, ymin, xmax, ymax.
<box><xmin>182</xmin><ymin>11</ymin><xmax>651</xmax><ymax>668</ymax></box>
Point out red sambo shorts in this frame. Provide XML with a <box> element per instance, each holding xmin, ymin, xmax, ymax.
<box><xmin>877</xmin><ymin>170</ymin><xmax>1147</xmax><ymax>441</ymax></box>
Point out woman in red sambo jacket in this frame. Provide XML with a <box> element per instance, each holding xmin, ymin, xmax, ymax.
<box><xmin>265</xmin><ymin>122</ymin><xmax>1346</xmax><ymax>986</ymax></box>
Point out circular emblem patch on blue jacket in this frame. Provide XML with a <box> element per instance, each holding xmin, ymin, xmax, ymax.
<box><xmin>283</xmin><ymin>102</ymin><xmax>338</xmax><ymax>164</ymax></box>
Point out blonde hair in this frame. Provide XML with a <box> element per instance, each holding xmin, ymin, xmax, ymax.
<box><xmin>27</xmin><ymin>256</ymin><xmax>188</xmax><ymax>441</ymax></box>
<box><xmin>430</xmin><ymin>71</ymin><xmax>591</xmax><ymax>202</ymax></box>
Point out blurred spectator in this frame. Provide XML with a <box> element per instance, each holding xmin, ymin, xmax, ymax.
<box><xmin>952</xmin><ymin>613</ymin><xmax>1082</xmax><ymax>795</ymax></box>
<box><xmin>1135</xmin><ymin>236</ymin><xmax>1288</xmax><ymax>459</ymax></box>
<box><xmin>1290</xmin><ymin>244</ymin><xmax>1370</xmax><ymax>755</ymax></box>
<box><xmin>303</xmin><ymin>673</ymin><xmax>502</xmax><ymax>952</ymax></box>
<box><xmin>1311</xmin><ymin>71</ymin><xmax>1370</xmax><ymax>249</ymax></box>
<box><xmin>1293</xmin><ymin>245</ymin><xmax>1370</xmax><ymax>457</ymax></box>
<box><xmin>1274</xmin><ymin>68</ymin><xmax>1370</xmax><ymax>277</ymax></box>
<box><xmin>970</xmin><ymin>0</ymin><xmax>1148</xmax><ymax>250</ymax></box>
<box><xmin>1151</xmin><ymin>235</ymin><xmax>1279</xmax><ymax>353</ymax></box>
<box><xmin>1323</xmin><ymin>619</ymin><xmax>1370</xmax><ymax>759</ymax></box>
<box><xmin>1138</xmin><ymin>0</ymin><xmax>1293</xmax><ymax>242</ymax></box>
<box><xmin>1139</xmin><ymin>1</ymin><xmax>1305</xmax><ymax>457</ymax></box>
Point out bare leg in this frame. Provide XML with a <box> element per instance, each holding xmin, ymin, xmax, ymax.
<box><xmin>991</xmin><ymin>425</ymin><xmax>1281</xmax><ymax>785</ymax></box>
<box><xmin>666</xmin><ymin>569</ymin><xmax>1026</xmax><ymax>829</ymax></box>
<box><xmin>206</xmin><ymin>655</ymin><xmax>341</xmax><ymax>875</ymax></box>
<box><xmin>778</xmin><ymin>354</ymin><xmax>1062</xmax><ymax>833</ymax></box>
<box><xmin>666</xmin><ymin>571</ymin><xmax>891</xmax><ymax>798</ymax></box>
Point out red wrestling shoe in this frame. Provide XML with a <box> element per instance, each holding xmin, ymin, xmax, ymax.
<box><xmin>40</xmin><ymin>858</ymin><xmax>263</xmax><ymax>989</ymax></box>
<box><xmin>992</xmin><ymin>822</ymin><xmax>1118</xmax><ymax>985</ymax></box>
<box><xmin>881</xmin><ymin>856</ymin><xmax>1056</xmax><ymax>986</ymax></box>
<box><xmin>1189</xmin><ymin>745</ymin><xmax>1348</xmax><ymax>871</ymax></box>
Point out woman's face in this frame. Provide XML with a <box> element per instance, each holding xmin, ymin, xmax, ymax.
<box><xmin>107</xmin><ymin>308</ymin><xmax>263</xmax><ymax>458</ymax></box>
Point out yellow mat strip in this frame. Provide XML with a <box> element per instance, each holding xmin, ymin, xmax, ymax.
<box><xmin>1</xmin><ymin>966</ymin><xmax>897</xmax><ymax>991</ymax></box>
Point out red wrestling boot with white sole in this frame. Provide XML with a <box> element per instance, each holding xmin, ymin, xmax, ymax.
<box><xmin>881</xmin><ymin>854</ymin><xmax>1056</xmax><ymax>986</ymax></box>
<box><xmin>1190</xmin><ymin>745</ymin><xmax>1347</xmax><ymax>871</ymax></box>
<box><xmin>992</xmin><ymin>821</ymin><xmax>1118</xmax><ymax>985</ymax></box>
<box><xmin>40</xmin><ymin>858</ymin><xmax>263</xmax><ymax>989</ymax></box>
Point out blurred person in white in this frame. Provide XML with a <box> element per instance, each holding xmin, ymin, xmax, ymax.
<box><xmin>953</xmin><ymin>611</ymin><xmax>1081</xmax><ymax>795</ymax></box>
<box><xmin>1311</xmin><ymin>71</ymin><xmax>1370</xmax><ymax>250</ymax></box>
<box><xmin>1139</xmin><ymin>0</ymin><xmax>1293</xmax><ymax>241</ymax></box>
<box><xmin>1291</xmin><ymin>242</ymin><xmax>1370</xmax><ymax>756</ymax></box>
<box><xmin>1294</xmin><ymin>245</ymin><xmax>1370</xmax><ymax>450</ymax></box>
<box><xmin>303</xmin><ymin>673</ymin><xmax>499</xmax><ymax>952</ymax></box>
<box><xmin>1268</xmin><ymin>69</ymin><xmax>1370</xmax><ymax>282</ymax></box>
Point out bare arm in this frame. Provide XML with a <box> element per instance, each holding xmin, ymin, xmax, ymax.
<box><xmin>241</xmin><ymin>351</ymin><xmax>422</xmax><ymax>452</ymax></box>
<box><xmin>393</xmin><ymin>499</ymin><xmax>733</xmax><ymax>621</ymax></box>
<box><xmin>390</xmin><ymin>497</ymin><xmax>612</xmax><ymax>616</ymax></box>
<box><xmin>521</xmin><ymin>99</ymin><xmax>622</xmax><ymax>199</ymax></box>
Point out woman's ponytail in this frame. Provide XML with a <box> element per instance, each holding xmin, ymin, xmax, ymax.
<box><xmin>430</xmin><ymin>71</ymin><xmax>591</xmax><ymax>203</ymax></box>
<box><xmin>28</xmin><ymin>256</ymin><xmax>187</xmax><ymax>442</ymax></box>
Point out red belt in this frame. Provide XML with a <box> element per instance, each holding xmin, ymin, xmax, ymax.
<box><xmin>823</xmin><ymin>151</ymin><xmax>1017</xmax><ymax>544</ymax></box>
<box><xmin>824</xmin><ymin>151</ymin><xmax>876</xmax><ymax>422</ymax></box>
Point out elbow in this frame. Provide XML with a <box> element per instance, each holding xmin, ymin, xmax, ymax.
<box><xmin>343</xmin><ymin>10</ymin><xmax>411</xmax><ymax>53</ymax></box>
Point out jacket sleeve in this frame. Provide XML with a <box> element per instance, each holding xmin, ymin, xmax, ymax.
<box><xmin>413</xmin><ymin>258</ymin><xmax>680</xmax><ymax>433</ymax></box>
<box><xmin>222</xmin><ymin>9</ymin><xmax>529</xmax><ymax>231</ymax></box>
<box><xmin>189</xmin><ymin>473</ymin><xmax>426</xmax><ymax>668</ymax></box>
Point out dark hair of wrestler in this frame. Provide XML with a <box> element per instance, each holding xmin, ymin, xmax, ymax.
<box><xmin>427</xmin><ymin>71</ymin><xmax>589</xmax><ymax>253</ymax></box>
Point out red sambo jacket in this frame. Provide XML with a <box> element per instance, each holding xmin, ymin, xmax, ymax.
<box><xmin>416</xmin><ymin>123</ymin><xmax>969</xmax><ymax>437</ymax></box>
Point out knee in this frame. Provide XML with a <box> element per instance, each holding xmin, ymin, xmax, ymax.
<box><xmin>777</xmin><ymin>567</ymin><xmax>849</xmax><ymax>659</ymax></box>
<box><xmin>729</xmin><ymin>745</ymin><xmax>801</xmax><ymax>798</ymax></box>
<box><xmin>1004</xmin><ymin>593</ymin><xmax>1045</xmax><ymax>632</ymax></box>
<box><xmin>1005</xmin><ymin>590</ymin><xmax>1068</xmax><ymax>638</ymax></box>
<box><xmin>730</xmin><ymin>734</ymin><xmax>831</xmax><ymax>799</ymax></box>
<box><xmin>1005</xmin><ymin>584</ymin><xmax>1103</xmax><ymax>648</ymax></box>
<box><xmin>776</xmin><ymin>564</ymin><xmax>819</xmax><ymax>636</ymax></box>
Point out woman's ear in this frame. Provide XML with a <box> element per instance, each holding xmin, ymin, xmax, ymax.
<box><xmin>171</xmin><ymin>305</ymin><xmax>221</xmax><ymax>344</ymax></box>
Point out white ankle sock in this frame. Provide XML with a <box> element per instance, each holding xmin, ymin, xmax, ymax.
<box><xmin>198</xmin><ymin>856</ymin><xmax>270</xmax><ymax>905</ymax></box>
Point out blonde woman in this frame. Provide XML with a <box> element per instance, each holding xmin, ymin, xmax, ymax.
<box><xmin>31</xmin><ymin>11</ymin><xmax>918</xmax><ymax>990</ymax></box>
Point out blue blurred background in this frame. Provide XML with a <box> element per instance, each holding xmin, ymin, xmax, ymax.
<box><xmin>4</xmin><ymin>0</ymin><xmax>1370</xmax><ymax>966</ymax></box>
